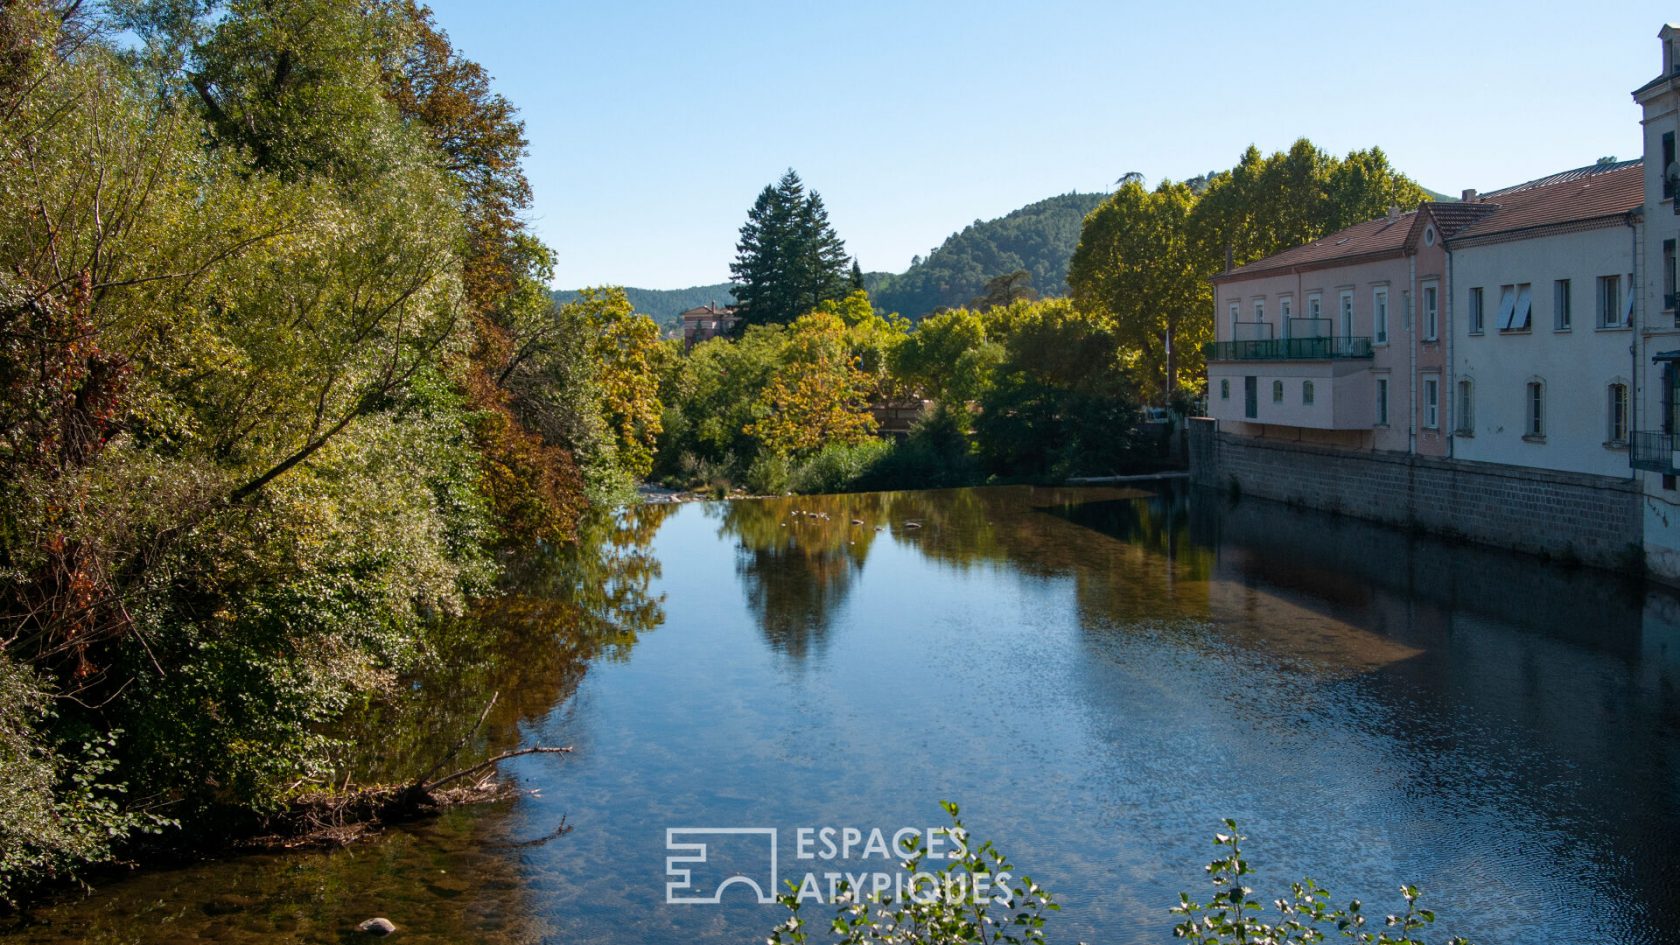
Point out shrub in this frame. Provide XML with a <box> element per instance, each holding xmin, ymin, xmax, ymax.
<box><xmin>1173</xmin><ymin>820</ymin><xmax>1471</xmax><ymax>945</ymax></box>
<box><xmin>789</xmin><ymin>440</ymin><xmax>893</xmax><ymax>494</ymax></box>
<box><xmin>768</xmin><ymin>802</ymin><xmax>1059</xmax><ymax>945</ymax></box>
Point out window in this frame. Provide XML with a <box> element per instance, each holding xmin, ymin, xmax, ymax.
<box><xmin>1244</xmin><ymin>376</ymin><xmax>1258</xmax><ymax>419</ymax></box>
<box><xmin>1307</xmin><ymin>294</ymin><xmax>1322</xmax><ymax>321</ymax></box>
<box><xmin>1339</xmin><ymin>291</ymin><xmax>1354</xmax><ymax>338</ymax></box>
<box><xmin>1553</xmin><ymin>279</ymin><xmax>1572</xmax><ymax>331</ymax></box>
<box><xmin>1526</xmin><ymin>381</ymin><xmax>1545</xmax><ymax>438</ymax></box>
<box><xmin>1666</xmin><ymin>131</ymin><xmax>1677</xmax><ymax>200</ymax></box>
<box><xmin>1422</xmin><ymin>285</ymin><xmax>1438</xmax><ymax>341</ymax></box>
<box><xmin>1597</xmin><ymin>275</ymin><xmax>1624</xmax><ymax>328</ymax></box>
<box><xmin>1220</xmin><ymin>378</ymin><xmax>1229</xmax><ymax>400</ymax></box>
<box><xmin>1468</xmin><ymin>287</ymin><xmax>1485</xmax><ymax>334</ymax></box>
<box><xmin>1303</xmin><ymin>380</ymin><xmax>1315</xmax><ymax>405</ymax></box>
<box><xmin>1608</xmin><ymin>383</ymin><xmax>1629</xmax><ymax>444</ymax></box>
<box><xmin>1373</xmin><ymin>287</ymin><xmax>1389</xmax><ymax>344</ymax></box>
<box><xmin>1279</xmin><ymin>297</ymin><xmax>1293</xmax><ymax>338</ymax></box>
<box><xmin>1272</xmin><ymin>379</ymin><xmax>1284</xmax><ymax>403</ymax></box>
<box><xmin>1455</xmin><ymin>379</ymin><xmax>1474</xmax><ymax>435</ymax></box>
<box><xmin>1498</xmin><ymin>283</ymin><xmax>1531</xmax><ymax>331</ymax></box>
<box><xmin>1254</xmin><ymin>298</ymin><xmax>1266</xmax><ymax>323</ymax></box>
<box><xmin>1666</xmin><ymin>240</ymin><xmax>1677</xmax><ymax>311</ymax></box>
<box><xmin>1228</xmin><ymin>301</ymin><xmax>1239</xmax><ymax>336</ymax></box>
<box><xmin>1423</xmin><ymin>376</ymin><xmax>1439</xmax><ymax>429</ymax></box>
<box><xmin>1376</xmin><ymin>378</ymin><xmax>1389</xmax><ymax>427</ymax></box>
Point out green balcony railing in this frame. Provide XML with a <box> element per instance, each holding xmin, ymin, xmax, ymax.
<box><xmin>1631</xmin><ymin>431</ymin><xmax>1680</xmax><ymax>475</ymax></box>
<box><xmin>1202</xmin><ymin>336</ymin><xmax>1374</xmax><ymax>362</ymax></box>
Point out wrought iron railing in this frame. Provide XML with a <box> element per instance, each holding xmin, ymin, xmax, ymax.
<box><xmin>1631</xmin><ymin>431</ymin><xmax>1680</xmax><ymax>474</ymax></box>
<box><xmin>1203</xmin><ymin>336</ymin><xmax>1374</xmax><ymax>362</ymax></box>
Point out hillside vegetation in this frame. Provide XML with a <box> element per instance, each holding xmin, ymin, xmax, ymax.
<box><xmin>872</xmin><ymin>192</ymin><xmax>1106</xmax><ymax>318</ymax></box>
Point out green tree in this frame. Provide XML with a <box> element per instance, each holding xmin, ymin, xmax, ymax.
<box><xmin>1068</xmin><ymin>178</ymin><xmax>1207</xmax><ymax>400</ymax></box>
<box><xmin>969</xmin><ymin>268</ymin><xmax>1039</xmax><ymax>311</ymax></box>
<box><xmin>891</xmin><ymin>307</ymin><xmax>999</xmax><ymax>407</ymax></box>
<box><xmin>731</xmin><ymin>169</ymin><xmax>851</xmax><ymax>326</ymax></box>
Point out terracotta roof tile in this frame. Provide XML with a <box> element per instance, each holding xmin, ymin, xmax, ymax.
<box><xmin>1216</xmin><ymin>212</ymin><xmax>1418</xmax><ymax>280</ymax></box>
<box><xmin>1450</xmin><ymin>161</ymin><xmax>1644</xmax><ymax>242</ymax></box>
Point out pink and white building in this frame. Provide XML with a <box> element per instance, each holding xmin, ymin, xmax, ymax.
<box><xmin>1205</xmin><ymin>202</ymin><xmax>1488</xmax><ymax>457</ymax></box>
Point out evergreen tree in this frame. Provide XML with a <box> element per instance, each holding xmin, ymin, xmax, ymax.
<box><xmin>731</xmin><ymin>169</ymin><xmax>850</xmax><ymax>326</ymax></box>
<box><xmin>850</xmin><ymin>258</ymin><xmax>866</xmax><ymax>292</ymax></box>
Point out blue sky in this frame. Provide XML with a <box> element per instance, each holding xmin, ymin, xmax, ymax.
<box><xmin>424</xmin><ymin>1</ymin><xmax>1675</xmax><ymax>289</ymax></box>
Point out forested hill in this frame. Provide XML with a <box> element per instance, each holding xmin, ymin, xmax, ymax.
<box><xmin>553</xmin><ymin>284</ymin><xmax>738</xmax><ymax>331</ymax></box>
<box><xmin>871</xmin><ymin>191</ymin><xmax>1106</xmax><ymax>319</ymax></box>
<box><xmin>561</xmin><ymin>191</ymin><xmax>1104</xmax><ymax>329</ymax></box>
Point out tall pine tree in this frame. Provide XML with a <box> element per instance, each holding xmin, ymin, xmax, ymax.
<box><xmin>731</xmin><ymin>169</ymin><xmax>851</xmax><ymax>326</ymax></box>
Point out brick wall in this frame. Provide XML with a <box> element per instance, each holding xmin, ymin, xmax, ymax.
<box><xmin>1187</xmin><ymin>419</ymin><xmax>1642</xmax><ymax>569</ymax></box>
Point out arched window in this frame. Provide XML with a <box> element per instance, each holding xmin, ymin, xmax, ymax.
<box><xmin>1302</xmin><ymin>380</ymin><xmax>1315</xmax><ymax>405</ymax></box>
<box><xmin>1272</xmin><ymin>380</ymin><xmax>1284</xmax><ymax>403</ymax></box>
<box><xmin>1455</xmin><ymin>379</ymin><xmax>1474</xmax><ymax>435</ymax></box>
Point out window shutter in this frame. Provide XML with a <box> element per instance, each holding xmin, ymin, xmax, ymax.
<box><xmin>1497</xmin><ymin>287</ymin><xmax>1518</xmax><ymax>331</ymax></box>
<box><xmin>1514</xmin><ymin>286</ymin><xmax>1533</xmax><ymax>330</ymax></box>
<box><xmin>1623</xmin><ymin>277</ymin><xmax>1636</xmax><ymax>325</ymax></box>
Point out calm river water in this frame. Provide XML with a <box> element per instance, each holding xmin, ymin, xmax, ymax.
<box><xmin>6</xmin><ymin>485</ymin><xmax>1679</xmax><ymax>944</ymax></box>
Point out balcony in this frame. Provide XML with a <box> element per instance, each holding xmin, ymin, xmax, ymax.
<box><xmin>1631</xmin><ymin>431</ymin><xmax>1680</xmax><ymax>475</ymax></box>
<box><xmin>1203</xmin><ymin>336</ymin><xmax>1374</xmax><ymax>362</ymax></box>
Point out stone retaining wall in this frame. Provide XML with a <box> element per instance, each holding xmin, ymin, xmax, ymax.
<box><xmin>1187</xmin><ymin>418</ymin><xmax>1642</xmax><ymax>570</ymax></box>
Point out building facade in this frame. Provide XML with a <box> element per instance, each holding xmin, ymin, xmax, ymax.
<box><xmin>680</xmin><ymin>303</ymin><xmax>740</xmax><ymax>350</ymax></box>
<box><xmin>1448</xmin><ymin>163</ymin><xmax>1642</xmax><ymax>479</ymax></box>
<box><xmin>1205</xmin><ymin>205</ymin><xmax>1469</xmax><ymax>457</ymax></box>
<box><xmin>1633</xmin><ymin>25</ymin><xmax>1680</xmax><ymax>581</ymax></box>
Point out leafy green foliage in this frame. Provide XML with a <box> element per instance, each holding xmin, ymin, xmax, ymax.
<box><xmin>974</xmin><ymin>299</ymin><xmax>1143</xmax><ymax>480</ymax></box>
<box><xmin>872</xmin><ymin>192</ymin><xmax>1104</xmax><ymax>320</ymax></box>
<box><xmin>0</xmin><ymin>0</ymin><xmax>611</xmax><ymax>902</ymax></box>
<box><xmin>1173</xmin><ymin>820</ymin><xmax>1471</xmax><ymax>945</ymax></box>
<box><xmin>769</xmin><ymin>802</ymin><xmax>1060</xmax><ymax>945</ymax></box>
<box><xmin>1070</xmin><ymin>139</ymin><xmax>1430</xmax><ymax>401</ymax></box>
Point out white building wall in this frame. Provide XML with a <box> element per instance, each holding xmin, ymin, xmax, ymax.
<box><xmin>1450</xmin><ymin>225</ymin><xmax>1637</xmax><ymax>479</ymax></box>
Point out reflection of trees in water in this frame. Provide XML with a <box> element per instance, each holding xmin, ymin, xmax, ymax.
<box><xmin>334</xmin><ymin>503</ymin><xmax>676</xmax><ymax>783</ymax></box>
<box><xmin>714</xmin><ymin>486</ymin><xmax>1217</xmax><ymax>657</ymax></box>
<box><xmin>716</xmin><ymin>495</ymin><xmax>891</xmax><ymax>659</ymax></box>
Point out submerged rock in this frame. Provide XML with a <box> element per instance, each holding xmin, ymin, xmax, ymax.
<box><xmin>358</xmin><ymin>917</ymin><xmax>398</xmax><ymax>935</ymax></box>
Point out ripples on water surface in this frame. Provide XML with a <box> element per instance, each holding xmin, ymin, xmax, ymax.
<box><xmin>7</xmin><ymin>485</ymin><xmax>1679</xmax><ymax>944</ymax></box>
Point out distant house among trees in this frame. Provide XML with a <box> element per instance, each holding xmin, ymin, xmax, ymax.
<box><xmin>681</xmin><ymin>303</ymin><xmax>740</xmax><ymax>349</ymax></box>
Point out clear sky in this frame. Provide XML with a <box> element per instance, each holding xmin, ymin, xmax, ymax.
<box><xmin>422</xmin><ymin>1</ymin><xmax>1676</xmax><ymax>289</ymax></box>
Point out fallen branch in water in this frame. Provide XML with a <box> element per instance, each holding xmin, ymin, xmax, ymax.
<box><xmin>243</xmin><ymin>697</ymin><xmax>574</xmax><ymax>851</ymax></box>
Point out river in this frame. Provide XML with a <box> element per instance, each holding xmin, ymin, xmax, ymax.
<box><xmin>6</xmin><ymin>485</ymin><xmax>1678</xmax><ymax>944</ymax></box>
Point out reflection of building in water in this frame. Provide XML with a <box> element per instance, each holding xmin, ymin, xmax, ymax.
<box><xmin>1120</xmin><ymin>488</ymin><xmax>1680</xmax><ymax>938</ymax></box>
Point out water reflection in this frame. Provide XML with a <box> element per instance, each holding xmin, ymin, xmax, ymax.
<box><xmin>9</xmin><ymin>487</ymin><xmax>1680</xmax><ymax>945</ymax></box>
<box><xmin>336</xmin><ymin>503</ymin><xmax>676</xmax><ymax>784</ymax></box>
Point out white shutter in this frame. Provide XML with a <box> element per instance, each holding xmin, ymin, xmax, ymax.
<box><xmin>1623</xmin><ymin>276</ymin><xmax>1636</xmax><ymax>326</ymax></box>
<box><xmin>1513</xmin><ymin>285</ymin><xmax>1533</xmax><ymax>330</ymax></box>
<box><xmin>1497</xmin><ymin>286</ymin><xmax>1518</xmax><ymax>331</ymax></box>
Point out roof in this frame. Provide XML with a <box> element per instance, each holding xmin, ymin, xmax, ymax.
<box><xmin>1422</xmin><ymin>201</ymin><xmax>1498</xmax><ymax>239</ymax></box>
<box><xmin>1215</xmin><ymin>211</ymin><xmax>1419</xmax><ymax>281</ymax></box>
<box><xmin>1449</xmin><ymin>161</ymin><xmax>1643</xmax><ymax>243</ymax></box>
<box><xmin>680</xmin><ymin>303</ymin><xmax>739</xmax><ymax>319</ymax></box>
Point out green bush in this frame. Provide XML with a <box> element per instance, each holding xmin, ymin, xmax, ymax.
<box><xmin>768</xmin><ymin>802</ymin><xmax>1059</xmax><ymax>945</ymax></box>
<box><xmin>856</xmin><ymin>409</ymin><xmax>981</xmax><ymax>491</ymax></box>
<box><xmin>789</xmin><ymin>440</ymin><xmax>893</xmax><ymax>494</ymax></box>
<box><xmin>744</xmin><ymin>452</ymin><xmax>793</xmax><ymax>495</ymax></box>
<box><xmin>1173</xmin><ymin>820</ymin><xmax>1471</xmax><ymax>945</ymax></box>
